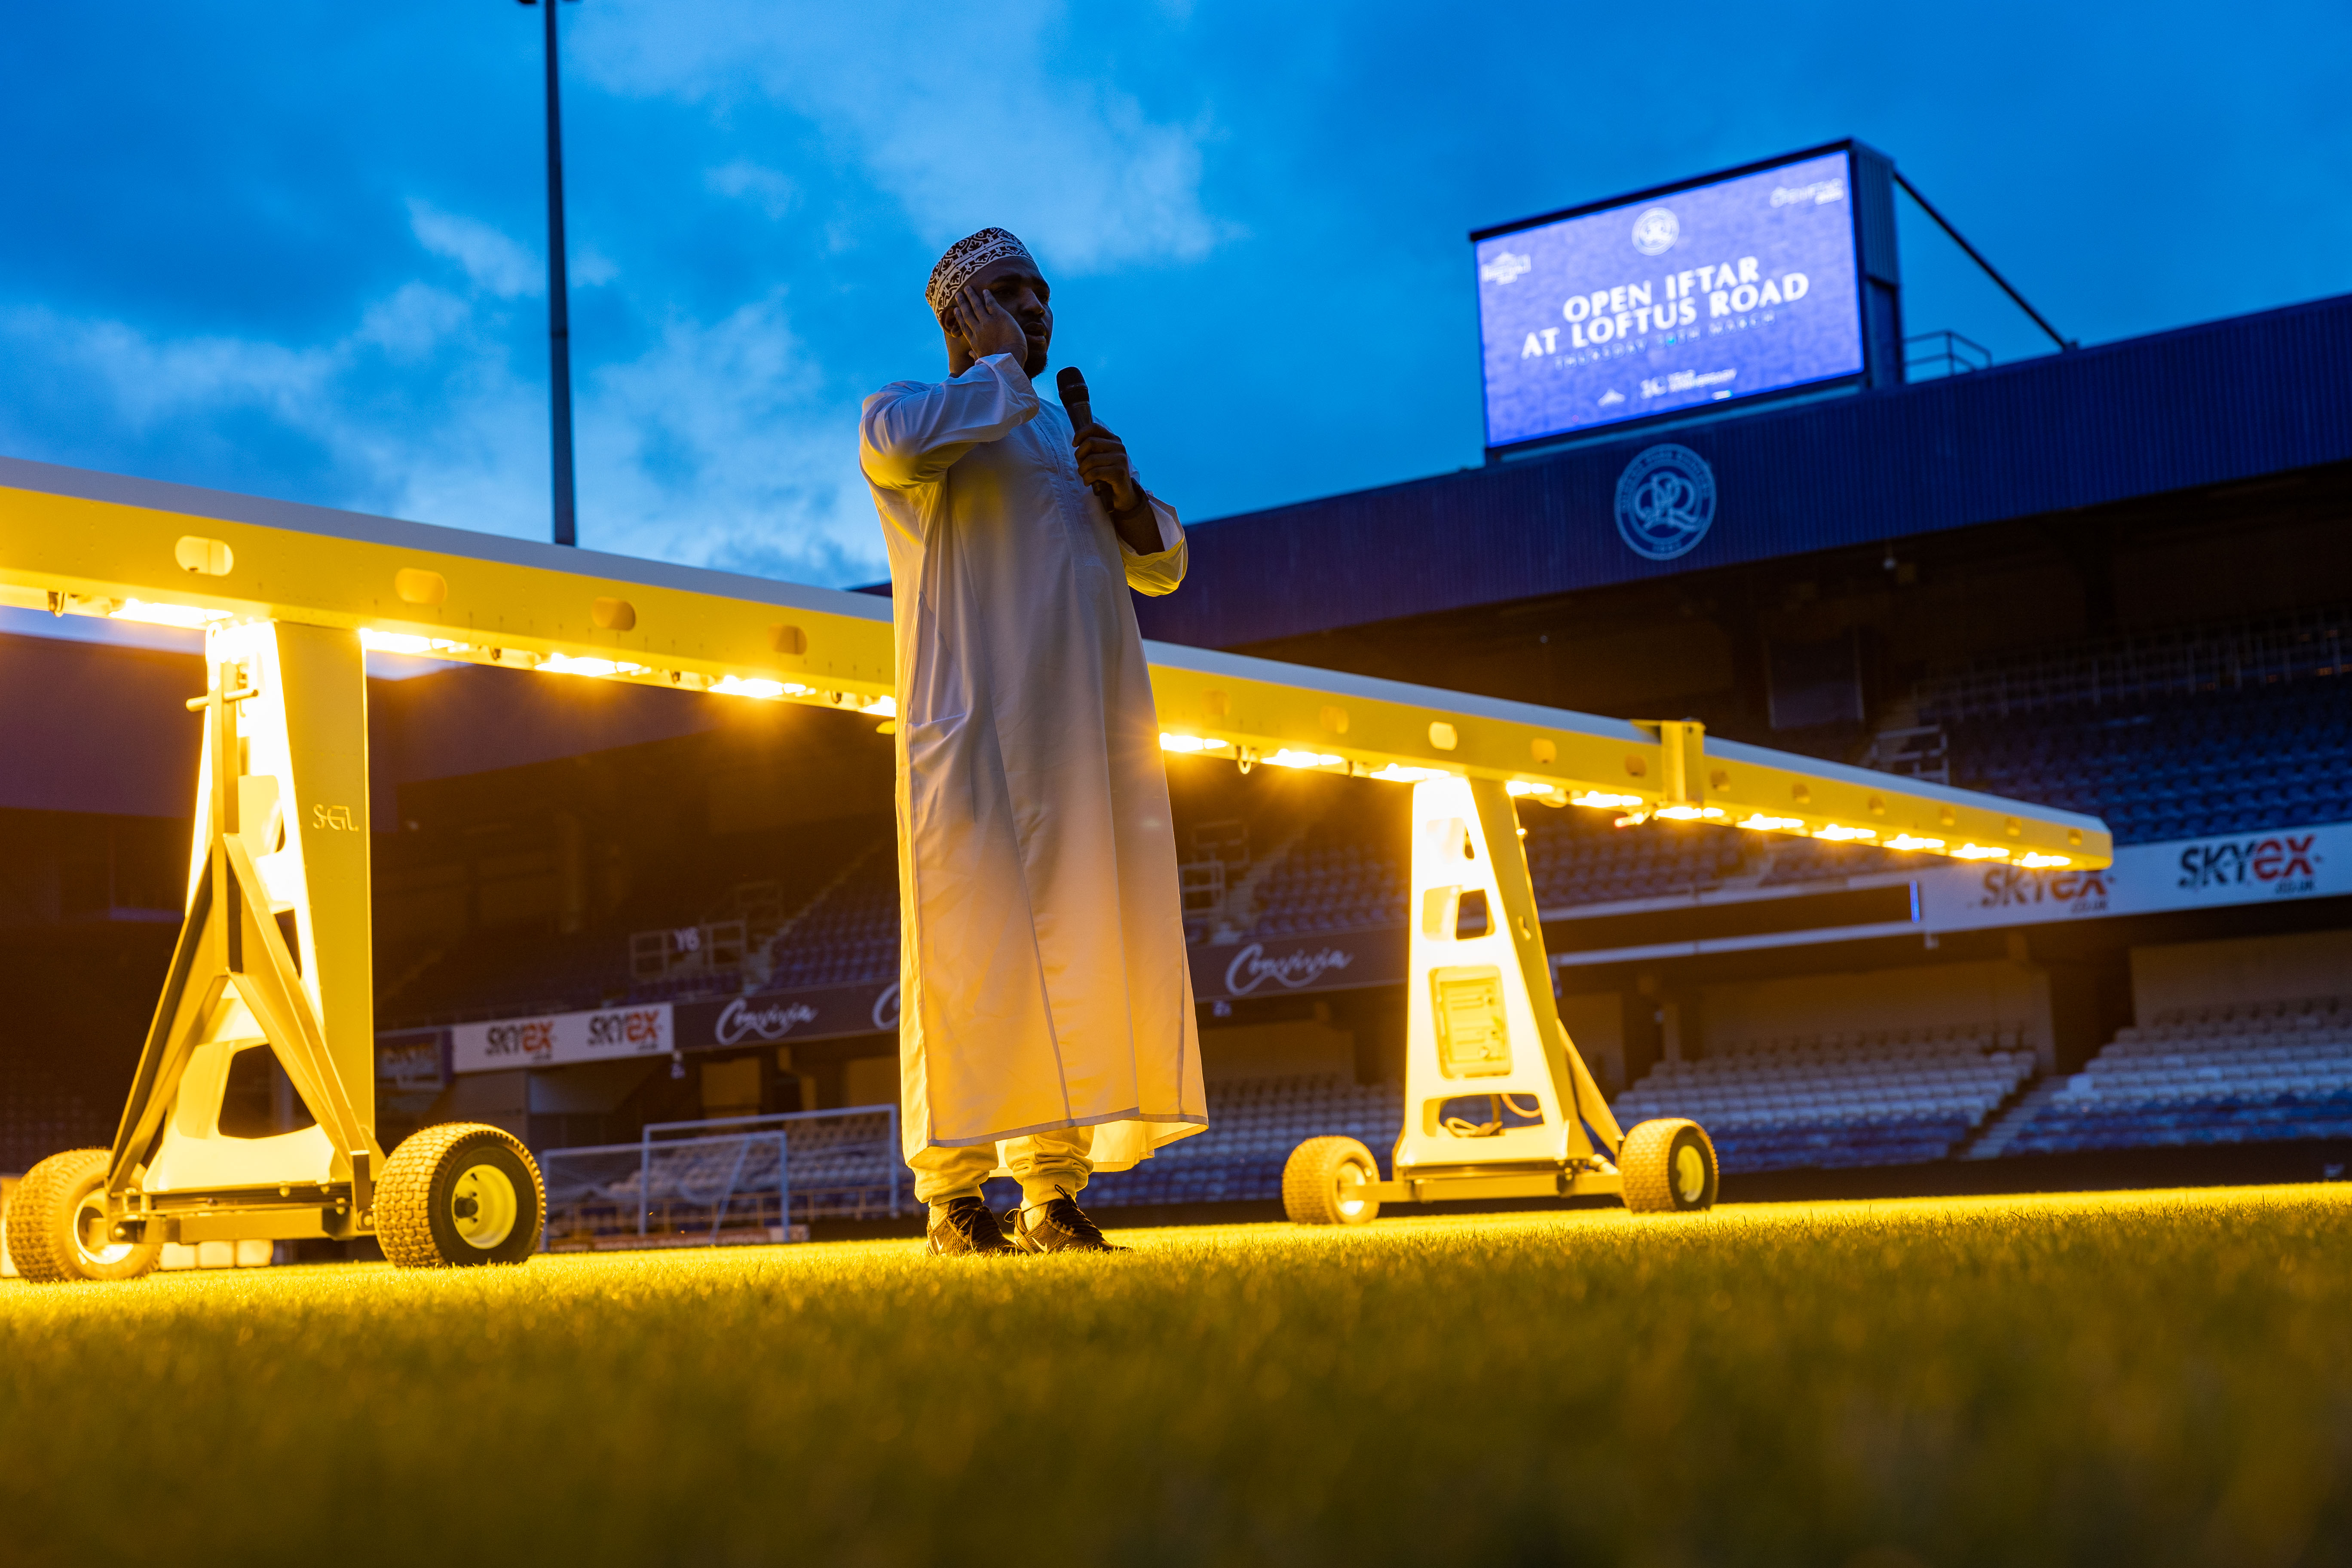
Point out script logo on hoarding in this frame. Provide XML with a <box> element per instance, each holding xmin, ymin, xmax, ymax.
<box><xmin>2178</xmin><ymin>834</ymin><xmax>2320</xmax><ymax>895</ymax></box>
<box><xmin>1224</xmin><ymin>943</ymin><xmax>1356</xmax><ymax>996</ymax></box>
<box><xmin>1478</xmin><ymin>251</ymin><xmax>1532</xmax><ymax>285</ymax></box>
<box><xmin>1614</xmin><ymin>444</ymin><xmax>1716</xmax><ymax>560</ymax></box>
<box><xmin>714</xmin><ymin>997</ymin><xmax>821</xmax><ymax>1044</ymax></box>
<box><xmin>1630</xmin><ymin>207</ymin><xmax>1680</xmax><ymax>255</ymax></box>
<box><xmin>872</xmin><ymin>983</ymin><xmax>902</xmax><ymax>1033</ymax></box>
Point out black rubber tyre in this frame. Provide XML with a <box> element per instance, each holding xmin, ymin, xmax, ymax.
<box><xmin>4</xmin><ymin>1148</ymin><xmax>164</xmax><ymax>1283</ymax></box>
<box><xmin>1282</xmin><ymin>1136</ymin><xmax>1381</xmax><ymax>1226</ymax></box>
<box><xmin>377</xmin><ymin>1123</ymin><xmax>544</xmax><ymax>1268</ymax></box>
<box><xmin>1619</xmin><ymin>1118</ymin><xmax>1719</xmax><ymax>1213</ymax></box>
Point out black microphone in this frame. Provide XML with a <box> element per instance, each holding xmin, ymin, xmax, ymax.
<box><xmin>1055</xmin><ymin>366</ymin><xmax>1093</xmax><ymax>432</ymax></box>
<box><xmin>1056</xmin><ymin>366</ymin><xmax>1117</xmax><ymax>508</ymax></box>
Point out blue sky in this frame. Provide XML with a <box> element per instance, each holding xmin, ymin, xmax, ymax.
<box><xmin>3</xmin><ymin>1</ymin><xmax>2346</xmax><ymax>591</ymax></box>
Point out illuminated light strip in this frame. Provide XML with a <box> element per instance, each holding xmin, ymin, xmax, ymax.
<box><xmin>1736</xmin><ymin>813</ymin><xmax>1807</xmax><ymax>833</ymax></box>
<box><xmin>1259</xmin><ymin>747</ymin><xmax>1346</xmax><ymax>770</ymax></box>
<box><xmin>1369</xmin><ymin>763</ymin><xmax>1452</xmax><ymax>783</ymax></box>
<box><xmin>1813</xmin><ymin>824</ymin><xmax>1878</xmax><ymax>841</ymax></box>
<box><xmin>710</xmin><ymin>676</ymin><xmax>788</xmax><ymax>699</ymax></box>
<box><xmin>861</xmin><ymin>695</ymin><xmax>897</xmax><ymax>717</ymax></box>
<box><xmin>1885</xmin><ymin>833</ymin><xmax>1946</xmax><ymax>852</ymax></box>
<box><xmin>1504</xmin><ymin>779</ymin><xmax>1563</xmax><ymax>798</ymax></box>
<box><xmin>0</xmin><ymin>463</ymin><xmax>2114</xmax><ymax>871</ymax></box>
<box><xmin>1159</xmin><ymin>733</ymin><xmax>1231</xmax><ymax>753</ymax></box>
<box><xmin>1951</xmin><ymin>844</ymin><xmax>2012</xmax><ymax>860</ymax></box>
<box><xmin>537</xmin><ymin>654</ymin><xmax>648</xmax><ymax>679</ymax></box>
<box><xmin>111</xmin><ymin>599</ymin><xmax>232</xmax><ymax>629</ymax></box>
<box><xmin>358</xmin><ymin>628</ymin><xmax>477</xmax><ymax>658</ymax></box>
<box><xmin>2016</xmin><ymin>851</ymin><xmax>2071</xmax><ymax>868</ymax></box>
<box><xmin>1654</xmin><ymin>804</ymin><xmax>1727</xmax><ymax>821</ymax></box>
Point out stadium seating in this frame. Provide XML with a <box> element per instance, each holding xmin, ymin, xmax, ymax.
<box><xmin>1940</xmin><ymin>682</ymin><xmax>2350</xmax><ymax>846</ymax></box>
<box><xmin>1079</xmin><ymin>1074</ymin><xmax>1404</xmax><ymax>1209</ymax></box>
<box><xmin>1757</xmin><ymin>836</ymin><xmax>1934</xmax><ymax>886</ymax></box>
<box><xmin>0</xmin><ymin>1075</ymin><xmax>105</xmax><ymax>1176</ymax></box>
<box><xmin>1993</xmin><ymin>997</ymin><xmax>2352</xmax><ymax>1155</ymax></box>
<box><xmin>1523</xmin><ymin>811</ymin><xmax>1748</xmax><ymax>906</ymax></box>
<box><xmin>380</xmin><ymin>929</ymin><xmax>633</xmax><ymax>1027</ymax></box>
<box><xmin>761</xmin><ymin>849</ymin><xmax>900</xmax><ymax>992</ymax></box>
<box><xmin>1606</xmin><ymin>1029</ymin><xmax>2037</xmax><ymax>1173</ymax></box>
<box><xmin>1250</xmin><ymin>827</ymin><xmax>1406</xmax><ymax>937</ymax></box>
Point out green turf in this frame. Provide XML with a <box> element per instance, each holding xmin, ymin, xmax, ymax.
<box><xmin>3</xmin><ymin>1186</ymin><xmax>2347</xmax><ymax>1565</ymax></box>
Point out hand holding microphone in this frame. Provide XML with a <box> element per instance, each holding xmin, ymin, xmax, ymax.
<box><xmin>1057</xmin><ymin>367</ymin><xmax>1147</xmax><ymax>524</ymax></box>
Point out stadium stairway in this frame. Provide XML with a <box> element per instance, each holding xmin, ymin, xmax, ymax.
<box><xmin>1988</xmin><ymin>998</ymin><xmax>2352</xmax><ymax>1156</ymax></box>
<box><xmin>1958</xmin><ymin>1077</ymin><xmax>2070</xmax><ymax>1160</ymax></box>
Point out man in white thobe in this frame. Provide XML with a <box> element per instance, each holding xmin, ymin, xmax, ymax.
<box><xmin>860</xmin><ymin>228</ymin><xmax>1207</xmax><ymax>1256</ymax></box>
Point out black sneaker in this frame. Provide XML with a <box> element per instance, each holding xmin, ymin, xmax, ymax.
<box><xmin>1009</xmin><ymin>1187</ymin><xmax>1127</xmax><ymax>1253</ymax></box>
<box><xmin>927</xmin><ymin>1196</ymin><xmax>1016</xmax><ymax>1256</ymax></box>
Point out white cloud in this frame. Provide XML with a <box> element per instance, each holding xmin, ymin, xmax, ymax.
<box><xmin>407</xmin><ymin>199</ymin><xmax>544</xmax><ymax>298</ymax></box>
<box><xmin>358</xmin><ymin>282</ymin><xmax>472</xmax><ymax>364</ymax></box>
<box><xmin>578</xmin><ymin>292</ymin><xmax>868</xmax><ymax>579</ymax></box>
<box><xmin>0</xmin><ymin>235</ymin><xmax>880</xmax><ymax>585</ymax></box>
<box><xmin>4</xmin><ymin>307</ymin><xmax>338</xmax><ymax>430</ymax></box>
<box><xmin>571</xmin><ymin>246</ymin><xmax>621</xmax><ymax>288</ymax></box>
<box><xmin>576</xmin><ymin>0</ymin><xmax>1231</xmax><ymax>273</ymax></box>
<box><xmin>705</xmin><ymin>159</ymin><xmax>800</xmax><ymax>220</ymax></box>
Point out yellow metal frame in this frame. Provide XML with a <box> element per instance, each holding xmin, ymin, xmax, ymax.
<box><xmin>0</xmin><ymin>457</ymin><xmax>2111</xmax><ymax>1234</ymax></box>
<box><xmin>0</xmin><ymin>459</ymin><xmax>2110</xmax><ymax>867</ymax></box>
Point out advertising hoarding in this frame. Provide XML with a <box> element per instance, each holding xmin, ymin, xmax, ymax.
<box><xmin>450</xmin><ymin>1002</ymin><xmax>672</xmax><ymax>1075</ymax></box>
<box><xmin>1476</xmin><ymin>149</ymin><xmax>1865</xmax><ymax>448</ymax></box>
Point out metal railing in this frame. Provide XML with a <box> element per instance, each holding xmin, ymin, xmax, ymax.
<box><xmin>1902</xmin><ymin>329</ymin><xmax>1991</xmax><ymax>379</ymax></box>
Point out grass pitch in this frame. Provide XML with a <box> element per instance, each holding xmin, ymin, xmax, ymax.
<box><xmin>3</xmin><ymin>1186</ymin><xmax>2347</xmax><ymax>1567</ymax></box>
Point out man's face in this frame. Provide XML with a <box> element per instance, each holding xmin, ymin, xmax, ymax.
<box><xmin>945</xmin><ymin>259</ymin><xmax>1052</xmax><ymax>377</ymax></box>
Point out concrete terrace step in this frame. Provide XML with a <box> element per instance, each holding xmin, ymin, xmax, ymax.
<box><xmin>1961</xmin><ymin>1076</ymin><xmax>2068</xmax><ymax>1160</ymax></box>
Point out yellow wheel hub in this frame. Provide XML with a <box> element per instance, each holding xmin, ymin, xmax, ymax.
<box><xmin>74</xmin><ymin>1192</ymin><xmax>134</xmax><ymax>1268</ymax></box>
<box><xmin>450</xmin><ymin>1162</ymin><xmax>519</xmax><ymax>1250</ymax></box>
<box><xmin>1672</xmin><ymin>1142</ymin><xmax>1708</xmax><ymax>1205</ymax></box>
<box><xmin>1335</xmin><ymin>1163</ymin><xmax>1370</xmax><ymax>1220</ymax></box>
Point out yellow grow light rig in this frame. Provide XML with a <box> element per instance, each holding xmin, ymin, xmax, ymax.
<box><xmin>0</xmin><ymin>458</ymin><xmax>2108</xmax><ymax>1275</ymax></box>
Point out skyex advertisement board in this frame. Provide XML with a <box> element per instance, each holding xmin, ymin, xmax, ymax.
<box><xmin>1475</xmin><ymin>148</ymin><xmax>1865</xmax><ymax>448</ymax></box>
<box><xmin>437</xmin><ymin>825</ymin><xmax>2343</xmax><ymax>1068</ymax></box>
<box><xmin>1915</xmin><ymin>822</ymin><xmax>2344</xmax><ymax>934</ymax></box>
<box><xmin>449</xmin><ymin>1002</ymin><xmax>671</xmax><ymax>1074</ymax></box>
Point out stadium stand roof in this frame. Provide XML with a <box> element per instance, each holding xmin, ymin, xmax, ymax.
<box><xmin>1137</xmin><ymin>291</ymin><xmax>2352</xmax><ymax>649</ymax></box>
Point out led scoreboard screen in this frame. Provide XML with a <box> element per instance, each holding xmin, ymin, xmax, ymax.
<box><xmin>1475</xmin><ymin>149</ymin><xmax>1865</xmax><ymax>448</ymax></box>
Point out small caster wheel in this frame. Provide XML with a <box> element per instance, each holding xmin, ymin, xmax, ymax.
<box><xmin>1282</xmin><ymin>1136</ymin><xmax>1382</xmax><ymax>1226</ymax></box>
<box><xmin>377</xmin><ymin>1123</ymin><xmax>545</xmax><ymax>1267</ymax></box>
<box><xmin>4</xmin><ymin>1148</ymin><xmax>163</xmax><ymax>1283</ymax></box>
<box><xmin>1619</xmin><ymin>1118</ymin><xmax>1718</xmax><ymax>1213</ymax></box>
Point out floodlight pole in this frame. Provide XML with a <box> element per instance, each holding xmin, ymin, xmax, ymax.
<box><xmin>524</xmin><ymin>0</ymin><xmax>579</xmax><ymax>547</ymax></box>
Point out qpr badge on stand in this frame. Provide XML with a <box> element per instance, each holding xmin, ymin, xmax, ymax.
<box><xmin>1614</xmin><ymin>444</ymin><xmax>1716</xmax><ymax>561</ymax></box>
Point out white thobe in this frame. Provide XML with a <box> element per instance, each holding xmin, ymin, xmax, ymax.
<box><xmin>860</xmin><ymin>350</ymin><xmax>1207</xmax><ymax>1170</ymax></box>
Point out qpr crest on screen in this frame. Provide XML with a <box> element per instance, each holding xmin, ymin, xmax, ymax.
<box><xmin>1614</xmin><ymin>443</ymin><xmax>1716</xmax><ymax>560</ymax></box>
